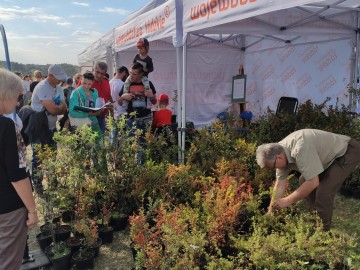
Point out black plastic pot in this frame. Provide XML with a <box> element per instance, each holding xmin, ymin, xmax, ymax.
<box><xmin>72</xmin><ymin>248</ymin><xmax>95</xmax><ymax>270</ymax></box>
<box><xmin>36</xmin><ymin>231</ymin><xmax>52</xmax><ymax>251</ymax></box>
<box><xmin>61</xmin><ymin>210</ymin><xmax>75</xmax><ymax>223</ymax></box>
<box><xmin>109</xmin><ymin>214</ymin><xmax>128</xmax><ymax>231</ymax></box>
<box><xmin>82</xmin><ymin>238</ymin><xmax>102</xmax><ymax>258</ymax></box>
<box><xmin>54</xmin><ymin>224</ymin><xmax>72</xmax><ymax>243</ymax></box>
<box><xmin>65</xmin><ymin>237</ymin><xmax>82</xmax><ymax>256</ymax></box>
<box><xmin>40</xmin><ymin>222</ymin><xmax>54</xmax><ymax>233</ymax></box>
<box><xmin>45</xmin><ymin>244</ymin><xmax>72</xmax><ymax>270</ymax></box>
<box><xmin>99</xmin><ymin>226</ymin><xmax>114</xmax><ymax>244</ymax></box>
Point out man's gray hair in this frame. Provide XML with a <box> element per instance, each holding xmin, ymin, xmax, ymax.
<box><xmin>94</xmin><ymin>61</ymin><xmax>108</xmax><ymax>71</ymax></box>
<box><xmin>0</xmin><ymin>68</ymin><xmax>24</xmax><ymax>101</ymax></box>
<box><xmin>256</xmin><ymin>143</ymin><xmax>283</xmax><ymax>168</ymax></box>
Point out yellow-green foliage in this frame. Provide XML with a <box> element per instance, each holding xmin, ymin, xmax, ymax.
<box><xmin>233</xmin><ymin>210</ymin><xmax>358</xmax><ymax>269</ymax></box>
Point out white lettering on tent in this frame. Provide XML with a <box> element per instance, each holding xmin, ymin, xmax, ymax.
<box><xmin>190</xmin><ymin>0</ymin><xmax>256</xmax><ymax>20</ymax></box>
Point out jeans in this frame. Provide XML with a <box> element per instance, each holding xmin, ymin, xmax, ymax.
<box><xmin>126</xmin><ymin>117</ymin><xmax>148</xmax><ymax>164</ymax></box>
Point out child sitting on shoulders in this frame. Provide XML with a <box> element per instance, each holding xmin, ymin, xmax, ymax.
<box><xmin>123</xmin><ymin>38</ymin><xmax>153</xmax><ymax>93</ymax></box>
<box><xmin>152</xmin><ymin>94</ymin><xmax>172</xmax><ymax>128</ymax></box>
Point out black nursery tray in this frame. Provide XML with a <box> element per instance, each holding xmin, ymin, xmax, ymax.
<box><xmin>20</xmin><ymin>249</ymin><xmax>51</xmax><ymax>270</ymax></box>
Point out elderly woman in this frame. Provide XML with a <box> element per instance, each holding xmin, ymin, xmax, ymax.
<box><xmin>69</xmin><ymin>72</ymin><xmax>102</xmax><ymax>137</ymax></box>
<box><xmin>0</xmin><ymin>69</ymin><xmax>38</xmax><ymax>269</ymax></box>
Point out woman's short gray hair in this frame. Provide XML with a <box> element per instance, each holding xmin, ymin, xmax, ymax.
<box><xmin>0</xmin><ymin>68</ymin><xmax>24</xmax><ymax>101</ymax></box>
<box><xmin>256</xmin><ymin>143</ymin><xmax>283</xmax><ymax>168</ymax></box>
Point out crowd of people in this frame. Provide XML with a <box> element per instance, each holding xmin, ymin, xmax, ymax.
<box><xmin>0</xmin><ymin>37</ymin><xmax>175</xmax><ymax>268</ymax></box>
<box><xmin>2</xmin><ymin>37</ymin><xmax>360</xmax><ymax>268</ymax></box>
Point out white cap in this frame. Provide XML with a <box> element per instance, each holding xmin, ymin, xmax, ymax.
<box><xmin>48</xmin><ymin>64</ymin><xmax>66</xmax><ymax>81</ymax></box>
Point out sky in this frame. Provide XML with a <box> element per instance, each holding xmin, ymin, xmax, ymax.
<box><xmin>0</xmin><ymin>0</ymin><xmax>149</xmax><ymax>65</ymax></box>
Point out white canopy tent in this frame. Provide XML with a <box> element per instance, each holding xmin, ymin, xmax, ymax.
<box><xmin>78</xmin><ymin>0</ymin><xmax>360</xmax><ymax>162</ymax></box>
<box><xmin>182</xmin><ymin>0</ymin><xmax>360</xmax><ymax>120</ymax></box>
<box><xmin>77</xmin><ymin>0</ymin><xmax>173</xmax><ymax>76</ymax></box>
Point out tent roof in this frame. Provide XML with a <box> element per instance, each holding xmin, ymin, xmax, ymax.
<box><xmin>181</xmin><ymin>0</ymin><xmax>359</xmax><ymax>53</ymax></box>
<box><xmin>78</xmin><ymin>0</ymin><xmax>169</xmax><ymax>66</ymax></box>
<box><xmin>183</xmin><ymin>0</ymin><xmax>360</xmax><ymax>34</ymax></box>
<box><xmin>79</xmin><ymin>0</ymin><xmax>360</xmax><ymax>66</ymax></box>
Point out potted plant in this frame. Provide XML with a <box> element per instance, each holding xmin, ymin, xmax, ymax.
<box><xmin>98</xmin><ymin>202</ymin><xmax>115</xmax><ymax>244</ymax></box>
<box><xmin>44</xmin><ymin>241</ymin><xmax>72</xmax><ymax>270</ymax></box>
<box><xmin>109</xmin><ymin>210</ymin><xmax>129</xmax><ymax>231</ymax></box>
<box><xmin>72</xmin><ymin>197</ymin><xmax>99</xmax><ymax>270</ymax></box>
<box><xmin>75</xmin><ymin>218</ymin><xmax>102</xmax><ymax>257</ymax></box>
<box><xmin>72</xmin><ymin>247</ymin><xmax>96</xmax><ymax>270</ymax></box>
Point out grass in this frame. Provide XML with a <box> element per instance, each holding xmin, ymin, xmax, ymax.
<box><xmin>332</xmin><ymin>194</ymin><xmax>360</xmax><ymax>268</ymax></box>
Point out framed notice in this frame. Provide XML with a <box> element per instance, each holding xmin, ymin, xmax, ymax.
<box><xmin>231</xmin><ymin>75</ymin><xmax>247</xmax><ymax>103</ymax></box>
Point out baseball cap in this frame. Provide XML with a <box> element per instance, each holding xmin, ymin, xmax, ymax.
<box><xmin>65</xmin><ymin>77</ymin><xmax>73</xmax><ymax>84</ymax></box>
<box><xmin>48</xmin><ymin>64</ymin><xmax>67</xmax><ymax>81</ymax></box>
<box><xmin>157</xmin><ymin>94</ymin><xmax>169</xmax><ymax>102</ymax></box>
<box><xmin>136</xmin><ymin>38</ymin><xmax>149</xmax><ymax>47</ymax></box>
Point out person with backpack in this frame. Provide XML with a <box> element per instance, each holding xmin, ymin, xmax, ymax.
<box><xmin>59</xmin><ymin>77</ymin><xmax>75</xmax><ymax>130</ymax></box>
<box><xmin>30</xmin><ymin>64</ymin><xmax>67</xmax><ymax>195</ymax></box>
<box><xmin>119</xmin><ymin>62</ymin><xmax>157</xmax><ymax>164</ymax></box>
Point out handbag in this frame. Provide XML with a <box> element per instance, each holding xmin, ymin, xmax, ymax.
<box><xmin>68</xmin><ymin>90</ymin><xmax>92</xmax><ymax>128</ymax></box>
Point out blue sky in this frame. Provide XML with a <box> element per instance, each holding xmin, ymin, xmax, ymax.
<box><xmin>0</xmin><ymin>0</ymin><xmax>149</xmax><ymax>65</ymax></box>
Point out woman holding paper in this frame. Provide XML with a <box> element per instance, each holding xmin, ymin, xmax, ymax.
<box><xmin>69</xmin><ymin>72</ymin><xmax>102</xmax><ymax>137</ymax></box>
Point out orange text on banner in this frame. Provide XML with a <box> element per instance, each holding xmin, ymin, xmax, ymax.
<box><xmin>190</xmin><ymin>0</ymin><xmax>257</xmax><ymax>20</ymax></box>
<box><xmin>116</xmin><ymin>26</ymin><xmax>143</xmax><ymax>46</ymax></box>
<box><xmin>145</xmin><ymin>16</ymin><xmax>166</xmax><ymax>34</ymax></box>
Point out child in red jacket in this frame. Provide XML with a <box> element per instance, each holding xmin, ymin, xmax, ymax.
<box><xmin>152</xmin><ymin>94</ymin><xmax>172</xmax><ymax>128</ymax></box>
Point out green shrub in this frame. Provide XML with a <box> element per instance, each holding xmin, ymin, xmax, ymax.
<box><xmin>233</xmin><ymin>209</ymin><xmax>358</xmax><ymax>269</ymax></box>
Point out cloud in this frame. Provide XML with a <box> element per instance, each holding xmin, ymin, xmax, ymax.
<box><xmin>0</xmin><ymin>7</ymin><xmax>61</xmax><ymax>22</ymax></box>
<box><xmin>7</xmin><ymin>32</ymin><xmax>60</xmax><ymax>40</ymax></box>
<box><xmin>57</xmin><ymin>22</ymin><xmax>72</xmax><ymax>27</ymax></box>
<box><xmin>72</xmin><ymin>30</ymin><xmax>91</xmax><ymax>36</ymax></box>
<box><xmin>69</xmin><ymin>14</ymin><xmax>89</xmax><ymax>18</ymax></box>
<box><xmin>99</xmin><ymin>7</ymin><xmax>129</xmax><ymax>15</ymax></box>
<box><xmin>72</xmin><ymin>2</ymin><xmax>90</xmax><ymax>7</ymax></box>
<box><xmin>72</xmin><ymin>30</ymin><xmax>103</xmax><ymax>44</ymax></box>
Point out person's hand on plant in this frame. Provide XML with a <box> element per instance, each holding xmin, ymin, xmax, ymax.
<box><xmin>271</xmin><ymin>197</ymin><xmax>292</xmax><ymax>211</ymax></box>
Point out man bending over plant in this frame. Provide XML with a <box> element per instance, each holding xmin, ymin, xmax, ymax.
<box><xmin>256</xmin><ymin>129</ymin><xmax>360</xmax><ymax>230</ymax></box>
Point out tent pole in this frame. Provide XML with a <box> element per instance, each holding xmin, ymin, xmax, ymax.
<box><xmin>351</xmin><ymin>13</ymin><xmax>360</xmax><ymax>111</ymax></box>
<box><xmin>181</xmin><ymin>35</ymin><xmax>188</xmax><ymax>164</ymax></box>
<box><xmin>0</xmin><ymin>24</ymin><xmax>11</xmax><ymax>70</ymax></box>
<box><xmin>355</xmin><ymin>14</ymin><xmax>360</xmax><ymax>91</ymax></box>
<box><xmin>176</xmin><ymin>46</ymin><xmax>182</xmax><ymax>163</ymax></box>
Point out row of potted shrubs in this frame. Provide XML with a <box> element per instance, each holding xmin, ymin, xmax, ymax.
<box><xmin>34</xmin><ymin>99</ymin><xmax>360</xmax><ymax>269</ymax></box>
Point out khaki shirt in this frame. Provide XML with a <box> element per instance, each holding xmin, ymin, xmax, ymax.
<box><xmin>276</xmin><ymin>129</ymin><xmax>350</xmax><ymax>181</ymax></box>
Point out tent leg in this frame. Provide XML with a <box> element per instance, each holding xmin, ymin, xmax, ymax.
<box><xmin>176</xmin><ymin>47</ymin><xmax>182</xmax><ymax>164</ymax></box>
<box><xmin>180</xmin><ymin>35</ymin><xmax>188</xmax><ymax>165</ymax></box>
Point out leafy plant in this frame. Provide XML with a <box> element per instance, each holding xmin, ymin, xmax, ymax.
<box><xmin>233</xmin><ymin>208</ymin><xmax>358</xmax><ymax>269</ymax></box>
